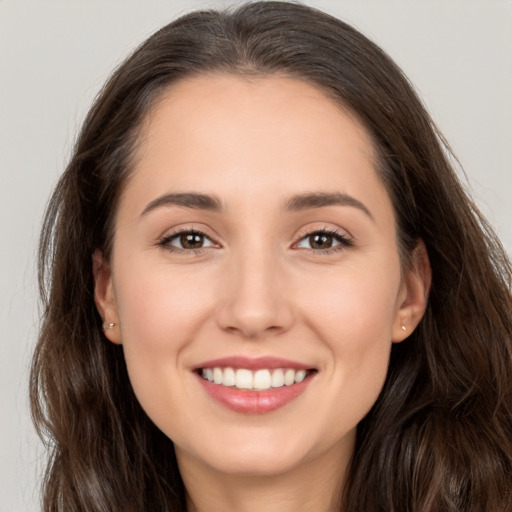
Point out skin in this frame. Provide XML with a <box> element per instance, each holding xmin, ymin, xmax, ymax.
<box><xmin>95</xmin><ymin>74</ymin><xmax>430</xmax><ymax>512</ymax></box>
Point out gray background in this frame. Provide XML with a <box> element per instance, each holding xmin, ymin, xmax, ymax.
<box><xmin>1</xmin><ymin>1</ymin><xmax>511</xmax><ymax>510</ymax></box>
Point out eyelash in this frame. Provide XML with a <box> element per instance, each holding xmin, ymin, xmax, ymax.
<box><xmin>294</xmin><ymin>227</ymin><xmax>353</xmax><ymax>254</ymax></box>
<box><xmin>157</xmin><ymin>227</ymin><xmax>353</xmax><ymax>255</ymax></box>
<box><xmin>157</xmin><ymin>228</ymin><xmax>217</xmax><ymax>255</ymax></box>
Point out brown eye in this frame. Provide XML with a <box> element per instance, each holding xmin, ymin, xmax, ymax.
<box><xmin>180</xmin><ymin>233</ymin><xmax>205</xmax><ymax>249</ymax></box>
<box><xmin>296</xmin><ymin>229</ymin><xmax>352</xmax><ymax>252</ymax></box>
<box><xmin>161</xmin><ymin>230</ymin><xmax>216</xmax><ymax>251</ymax></box>
<box><xmin>308</xmin><ymin>233</ymin><xmax>334</xmax><ymax>249</ymax></box>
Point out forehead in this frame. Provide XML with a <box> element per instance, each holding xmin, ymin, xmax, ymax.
<box><xmin>122</xmin><ymin>73</ymin><xmax>391</xmax><ymax>219</ymax></box>
<box><xmin>140</xmin><ymin>73</ymin><xmax>375</xmax><ymax>160</ymax></box>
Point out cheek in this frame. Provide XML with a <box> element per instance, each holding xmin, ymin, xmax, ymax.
<box><xmin>112</xmin><ymin>264</ymin><xmax>215</xmax><ymax>417</ymax></box>
<box><xmin>302</xmin><ymin>261</ymin><xmax>401</xmax><ymax>345</ymax></box>
<box><xmin>116</xmin><ymin>262</ymin><xmax>213</xmax><ymax>345</ymax></box>
<box><xmin>300</xmin><ymin>261</ymin><xmax>401</xmax><ymax>402</ymax></box>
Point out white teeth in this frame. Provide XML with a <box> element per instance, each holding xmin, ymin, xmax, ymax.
<box><xmin>295</xmin><ymin>369</ymin><xmax>306</xmax><ymax>383</ymax></box>
<box><xmin>253</xmin><ymin>369</ymin><xmax>271</xmax><ymax>390</ymax></box>
<box><xmin>213</xmin><ymin>367</ymin><xmax>223</xmax><ymax>384</ymax></box>
<box><xmin>284</xmin><ymin>369</ymin><xmax>295</xmax><ymax>386</ymax></box>
<box><xmin>235</xmin><ymin>369</ymin><xmax>253</xmax><ymax>390</ymax></box>
<box><xmin>223</xmin><ymin>367</ymin><xmax>236</xmax><ymax>387</ymax></box>
<box><xmin>271</xmin><ymin>368</ymin><xmax>285</xmax><ymax>388</ymax></box>
<box><xmin>200</xmin><ymin>366</ymin><xmax>310</xmax><ymax>390</ymax></box>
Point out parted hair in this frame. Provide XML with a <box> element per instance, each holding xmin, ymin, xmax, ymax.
<box><xmin>31</xmin><ymin>2</ymin><xmax>512</xmax><ymax>511</ymax></box>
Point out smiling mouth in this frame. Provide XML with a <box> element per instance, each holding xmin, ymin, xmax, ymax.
<box><xmin>198</xmin><ymin>367</ymin><xmax>315</xmax><ymax>391</ymax></box>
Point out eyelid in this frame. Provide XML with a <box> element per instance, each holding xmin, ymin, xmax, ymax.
<box><xmin>155</xmin><ymin>223</ymin><xmax>352</xmax><ymax>254</ymax></box>
<box><xmin>292</xmin><ymin>225</ymin><xmax>353</xmax><ymax>252</ymax></box>
<box><xmin>157</xmin><ymin>226</ymin><xmax>221</xmax><ymax>253</ymax></box>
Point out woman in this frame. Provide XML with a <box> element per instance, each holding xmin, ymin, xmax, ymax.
<box><xmin>31</xmin><ymin>2</ymin><xmax>512</xmax><ymax>511</ymax></box>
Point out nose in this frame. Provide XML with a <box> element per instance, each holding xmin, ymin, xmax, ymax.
<box><xmin>215</xmin><ymin>248</ymin><xmax>294</xmax><ymax>339</ymax></box>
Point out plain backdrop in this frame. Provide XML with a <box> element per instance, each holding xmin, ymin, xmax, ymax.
<box><xmin>1</xmin><ymin>1</ymin><xmax>511</xmax><ymax>510</ymax></box>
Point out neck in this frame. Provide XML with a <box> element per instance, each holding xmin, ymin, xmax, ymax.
<box><xmin>178</xmin><ymin>438</ymin><xmax>353</xmax><ymax>512</ymax></box>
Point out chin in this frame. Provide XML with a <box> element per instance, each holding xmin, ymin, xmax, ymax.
<box><xmin>177</xmin><ymin>425</ymin><xmax>334</xmax><ymax>478</ymax></box>
<box><xmin>206</xmin><ymin>447</ymin><xmax>307</xmax><ymax>477</ymax></box>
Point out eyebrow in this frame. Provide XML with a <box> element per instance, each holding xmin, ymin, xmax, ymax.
<box><xmin>285</xmin><ymin>192</ymin><xmax>373</xmax><ymax>220</ymax></box>
<box><xmin>140</xmin><ymin>191</ymin><xmax>373</xmax><ymax>220</ymax></box>
<box><xmin>140</xmin><ymin>192</ymin><xmax>222</xmax><ymax>216</ymax></box>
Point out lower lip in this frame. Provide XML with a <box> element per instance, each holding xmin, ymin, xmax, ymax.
<box><xmin>196</xmin><ymin>373</ymin><xmax>314</xmax><ymax>414</ymax></box>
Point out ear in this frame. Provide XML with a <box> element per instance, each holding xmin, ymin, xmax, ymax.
<box><xmin>392</xmin><ymin>240</ymin><xmax>431</xmax><ymax>343</ymax></box>
<box><xmin>93</xmin><ymin>250</ymin><xmax>121</xmax><ymax>344</ymax></box>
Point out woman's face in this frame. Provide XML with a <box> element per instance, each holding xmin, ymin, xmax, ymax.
<box><xmin>96</xmin><ymin>74</ymin><xmax>428</xmax><ymax>479</ymax></box>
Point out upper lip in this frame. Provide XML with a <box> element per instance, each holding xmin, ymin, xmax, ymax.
<box><xmin>194</xmin><ymin>356</ymin><xmax>313</xmax><ymax>371</ymax></box>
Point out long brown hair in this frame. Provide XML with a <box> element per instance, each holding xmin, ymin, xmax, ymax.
<box><xmin>31</xmin><ymin>2</ymin><xmax>512</xmax><ymax>510</ymax></box>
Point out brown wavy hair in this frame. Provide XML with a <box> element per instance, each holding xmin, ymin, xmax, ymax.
<box><xmin>31</xmin><ymin>2</ymin><xmax>512</xmax><ymax>510</ymax></box>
